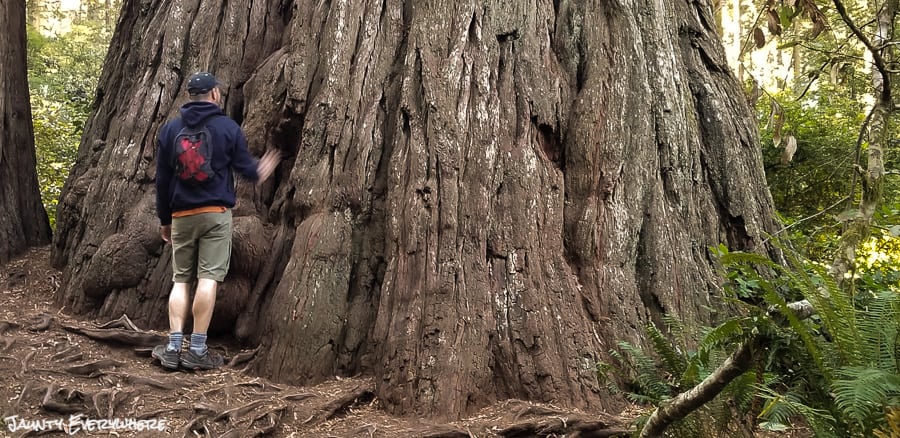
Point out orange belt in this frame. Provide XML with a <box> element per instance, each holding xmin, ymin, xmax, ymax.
<box><xmin>172</xmin><ymin>206</ymin><xmax>227</xmax><ymax>218</ymax></box>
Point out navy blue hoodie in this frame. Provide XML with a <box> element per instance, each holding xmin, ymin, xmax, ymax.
<box><xmin>155</xmin><ymin>101</ymin><xmax>259</xmax><ymax>225</ymax></box>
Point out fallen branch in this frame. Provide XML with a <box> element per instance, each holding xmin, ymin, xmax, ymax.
<box><xmin>639</xmin><ymin>299</ymin><xmax>815</xmax><ymax>437</ymax></box>
<box><xmin>639</xmin><ymin>340</ymin><xmax>757</xmax><ymax>437</ymax></box>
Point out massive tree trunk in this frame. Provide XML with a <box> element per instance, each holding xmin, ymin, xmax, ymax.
<box><xmin>0</xmin><ymin>0</ymin><xmax>52</xmax><ymax>265</ymax></box>
<box><xmin>52</xmin><ymin>0</ymin><xmax>780</xmax><ymax>420</ymax></box>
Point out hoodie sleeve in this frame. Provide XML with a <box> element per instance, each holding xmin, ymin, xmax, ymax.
<box><xmin>155</xmin><ymin>125</ymin><xmax>174</xmax><ymax>226</ymax></box>
<box><xmin>230</xmin><ymin>128</ymin><xmax>260</xmax><ymax>182</ymax></box>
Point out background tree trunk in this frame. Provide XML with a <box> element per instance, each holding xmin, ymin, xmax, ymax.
<box><xmin>0</xmin><ymin>0</ymin><xmax>52</xmax><ymax>265</ymax></box>
<box><xmin>52</xmin><ymin>0</ymin><xmax>780</xmax><ymax>419</ymax></box>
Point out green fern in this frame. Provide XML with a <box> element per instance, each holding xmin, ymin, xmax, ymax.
<box><xmin>721</xmin><ymin>242</ymin><xmax>900</xmax><ymax>436</ymax></box>
<box><xmin>757</xmin><ymin>386</ymin><xmax>839</xmax><ymax>437</ymax></box>
<box><xmin>646</xmin><ymin>322</ymin><xmax>688</xmax><ymax>388</ymax></box>
<box><xmin>832</xmin><ymin>366</ymin><xmax>900</xmax><ymax>430</ymax></box>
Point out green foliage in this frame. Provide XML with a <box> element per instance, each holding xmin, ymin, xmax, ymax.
<box><xmin>602</xmin><ymin>313</ymin><xmax>756</xmax><ymax>437</ymax></box>
<box><xmin>833</xmin><ymin>367</ymin><xmax>900</xmax><ymax>429</ymax></box>
<box><xmin>746</xmin><ymin>0</ymin><xmax>900</xmax><ymax>265</ymax></box>
<box><xmin>613</xmin><ymin>242</ymin><xmax>900</xmax><ymax>437</ymax></box>
<box><xmin>27</xmin><ymin>4</ymin><xmax>116</xmax><ymax>228</ymax></box>
<box><xmin>715</xmin><ymin>245</ymin><xmax>900</xmax><ymax>437</ymax></box>
<box><xmin>757</xmin><ymin>89</ymin><xmax>868</xmax><ymax>259</ymax></box>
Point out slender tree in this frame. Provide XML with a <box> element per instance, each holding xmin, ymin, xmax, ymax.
<box><xmin>51</xmin><ymin>0</ymin><xmax>780</xmax><ymax>419</ymax></box>
<box><xmin>0</xmin><ymin>0</ymin><xmax>52</xmax><ymax>265</ymax></box>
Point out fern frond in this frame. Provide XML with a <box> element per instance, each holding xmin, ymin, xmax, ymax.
<box><xmin>717</xmin><ymin>249</ymin><xmax>778</xmax><ymax>268</ymax></box>
<box><xmin>757</xmin><ymin>386</ymin><xmax>839</xmax><ymax>438</ymax></box>
<box><xmin>699</xmin><ymin>317</ymin><xmax>747</xmax><ymax>353</ymax></box>
<box><xmin>855</xmin><ymin>290</ymin><xmax>900</xmax><ymax>369</ymax></box>
<box><xmin>788</xmin><ymin>256</ymin><xmax>863</xmax><ymax>365</ymax></box>
<box><xmin>832</xmin><ymin>366</ymin><xmax>900</xmax><ymax>430</ymax></box>
<box><xmin>724</xmin><ymin>371</ymin><xmax>758</xmax><ymax>411</ymax></box>
<box><xmin>611</xmin><ymin>341</ymin><xmax>672</xmax><ymax>403</ymax></box>
<box><xmin>661</xmin><ymin>314</ymin><xmax>688</xmax><ymax>344</ymax></box>
<box><xmin>646</xmin><ymin>323</ymin><xmax>687</xmax><ymax>386</ymax></box>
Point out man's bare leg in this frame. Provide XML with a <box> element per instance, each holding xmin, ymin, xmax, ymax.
<box><xmin>191</xmin><ymin>278</ymin><xmax>217</xmax><ymax>335</ymax></box>
<box><xmin>189</xmin><ymin>278</ymin><xmax>218</xmax><ymax>355</ymax></box>
<box><xmin>166</xmin><ymin>282</ymin><xmax>191</xmax><ymax>351</ymax></box>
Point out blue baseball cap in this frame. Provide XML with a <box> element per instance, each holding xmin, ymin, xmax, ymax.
<box><xmin>187</xmin><ymin>72</ymin><xmax>221</xmax><ymax>95</ymax></box>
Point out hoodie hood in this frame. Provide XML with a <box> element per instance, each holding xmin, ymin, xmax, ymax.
<box><xmin>179</xmin><ymin>101</ymin><xmax>225</xmax><ymax>127</ymax></box>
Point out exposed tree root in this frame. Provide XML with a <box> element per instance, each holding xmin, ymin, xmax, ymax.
<box><xmin>40</xmin><ymin>384</ymin><xmax>87</xmax><ymax>415</ymax></box>
<box><xmin>0</xmin><ymin>320</ymin><xmax>21</xmax><ymax>334</ymax></box>
<box><xmin>318</xmin><ymin>385</ymin><xmax>376</xmax><ymax>421</ymax></box>
<box><xmin>194</xmin><ymin>402</ymin><xmax>222</xmax><ymax>417</ymax></box>
<box><xmin>64</xmin><ymin>358</ymin><xmax>125</xmax><ymax>376</ymax></box>
<box><xmin>183</xmin><ymin>416</ymin><xmax>211</xmax><ymax>437</ymax></box>
<box><xmin>228</xmin><ymin>346</ymin><xmax>260</xmax><ymax>368</ymax></box>
<box><xmin>497</xmin><ymin>400</ymin><xmax>630</xmax><ymax>438</ymax></box>
<box><xmin>25</xmin><ymin>312</ymin><xmax>54</xmax><ymax>331</ymax></box>
<box><xmin>100</xmin><ymin>370</ymin><xmax>184</xmax><ymax>390</ymax></box>
<box><xmin>50</xmin><ymin>345</ymin><xmax>80</xmax><ymax>361</ymax></box>
<box><xmin>419</xmin><ymin>426</ymin><xmax>472</xmax><ymax>437</ymax></box>
<box><xmin>18</xmin><ymin>350</ymin><xmax>36</xmax><ymax>377</ymax></box>
<box><xmin>0</xmin><ymin>289</ymin><xmax>635</xmax><ymax>438</ymax></box>
<box><xmin>218</xmin><ymin>429</ymin><xmax>242</xmax><ymax>438</ymax></box>
<box><xmin>248</xmin><ymin>406</ymin><xmax>287</xmax><ymax>435</ymax></box>
<box><xmin>282</xmin><ymin>392</ymin><xmax>316</xmax><ymax>401</ymax></box>
<box><xmin>1</xmin><ymin>336</ymin><xmax>16</xmax><ymax>352</ymax></box>
<box><xmin>14</xmin><ymin>380</ymin><xmax>38</xmax><ymax>408</ymax></box>
<box><xmin>499</xmin><ymin>417</ymin><xmax>630</xmax><ymax>437</ymax></box>
<box><xmin>61</xmin><ymin>323</ymin><xmax>165</xmax><ymax>347</ymax></box>
<box><xmin>94</xmin><ymin>314</ymin><xmax>140</xmax><ymax>331</ymax></box>
<box><xmin>214</xmin><ymin>399</ymin><xmax>268</xmax><ymax>424</ymax></box>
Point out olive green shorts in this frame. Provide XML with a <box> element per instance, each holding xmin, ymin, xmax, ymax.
<box><xmin>171</xmin><ymin>210</ymin><xmax>232</xmax><ymax>283</ymax></box>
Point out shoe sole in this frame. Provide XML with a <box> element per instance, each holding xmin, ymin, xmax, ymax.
<box><xmin>151</xmin><ymin>352</ymin><xmax>180</xmax><ymax>370</ymax></box>
<box><xmin>180</xmin><ymin>354</ymin><xmax>224</xmax><ymax>370</ymax></box>
<box><xmin>180</xmin><ymin>361</ymin><xmax>221</xmax><ymax>370</ymax></box>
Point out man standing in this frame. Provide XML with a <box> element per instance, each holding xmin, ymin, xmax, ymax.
<box><xmin>153</xmin><ymin>72</ymin><xmax>278</xmax><ymax>370</ymax></box>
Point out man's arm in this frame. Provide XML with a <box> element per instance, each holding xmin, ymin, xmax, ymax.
<box><xmin>155</xmin><ymin>127</ymin><xmax>174</xmax><ymax>231</ymax></box>
<box><xmin>231</xmin><ymin>129</ymin><xmax>261</xmax><ymax>182</ymax></box>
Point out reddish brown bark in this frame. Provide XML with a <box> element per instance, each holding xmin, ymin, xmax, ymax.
<box><xmin>52</xmin><ymin>0</ymin><xmax>779</xmax><ymax>420</ymax></box>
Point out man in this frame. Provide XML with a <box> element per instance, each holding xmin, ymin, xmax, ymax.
<box><xmin>152</xmin><ymin>72</ymin><xmax>279</xmax><ymax>370</ymax></box>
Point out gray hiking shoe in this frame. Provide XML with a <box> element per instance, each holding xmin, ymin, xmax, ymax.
<box><xmin>180</xmin><ymin>349</ymin><xmax>225</xmax><ymax>370</ymax></box>
<box><xmin>151</xmin><ymin>344</ymin><xmax>180</xmax><ymax>370</ymax></box>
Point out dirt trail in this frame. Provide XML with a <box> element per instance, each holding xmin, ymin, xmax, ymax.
<box><xmin>0</xmin><ymin>247</ymin><xmax>633</xmax><ymax>437</ymax></box>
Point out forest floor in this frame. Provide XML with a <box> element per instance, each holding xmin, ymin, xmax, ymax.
<box><xmin>0</xmin><ymin>246</ymin><xmax>638</xmax><ymax>438</ymax></box>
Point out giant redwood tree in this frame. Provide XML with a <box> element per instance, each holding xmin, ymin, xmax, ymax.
<box><xmin>0</xmin><ymin>0</ymin><xmax>52</xmax><ymax>264</ymax></box>
<box><xmin>52</xmin><ymin>0</ymin><xmax>781</xmax><ymax>419</ymax></box>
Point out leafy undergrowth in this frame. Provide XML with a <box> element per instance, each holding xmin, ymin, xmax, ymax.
<box><xmin>0</xmin><ymin>246</ymin><xmax>633</xmax><ymax>437</ymax></box>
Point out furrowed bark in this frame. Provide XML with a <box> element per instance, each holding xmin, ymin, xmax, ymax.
<box><xmin>52</xmin><ymin>0</ymin><xmax>780</xmax><ymax>419</ymax></box>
